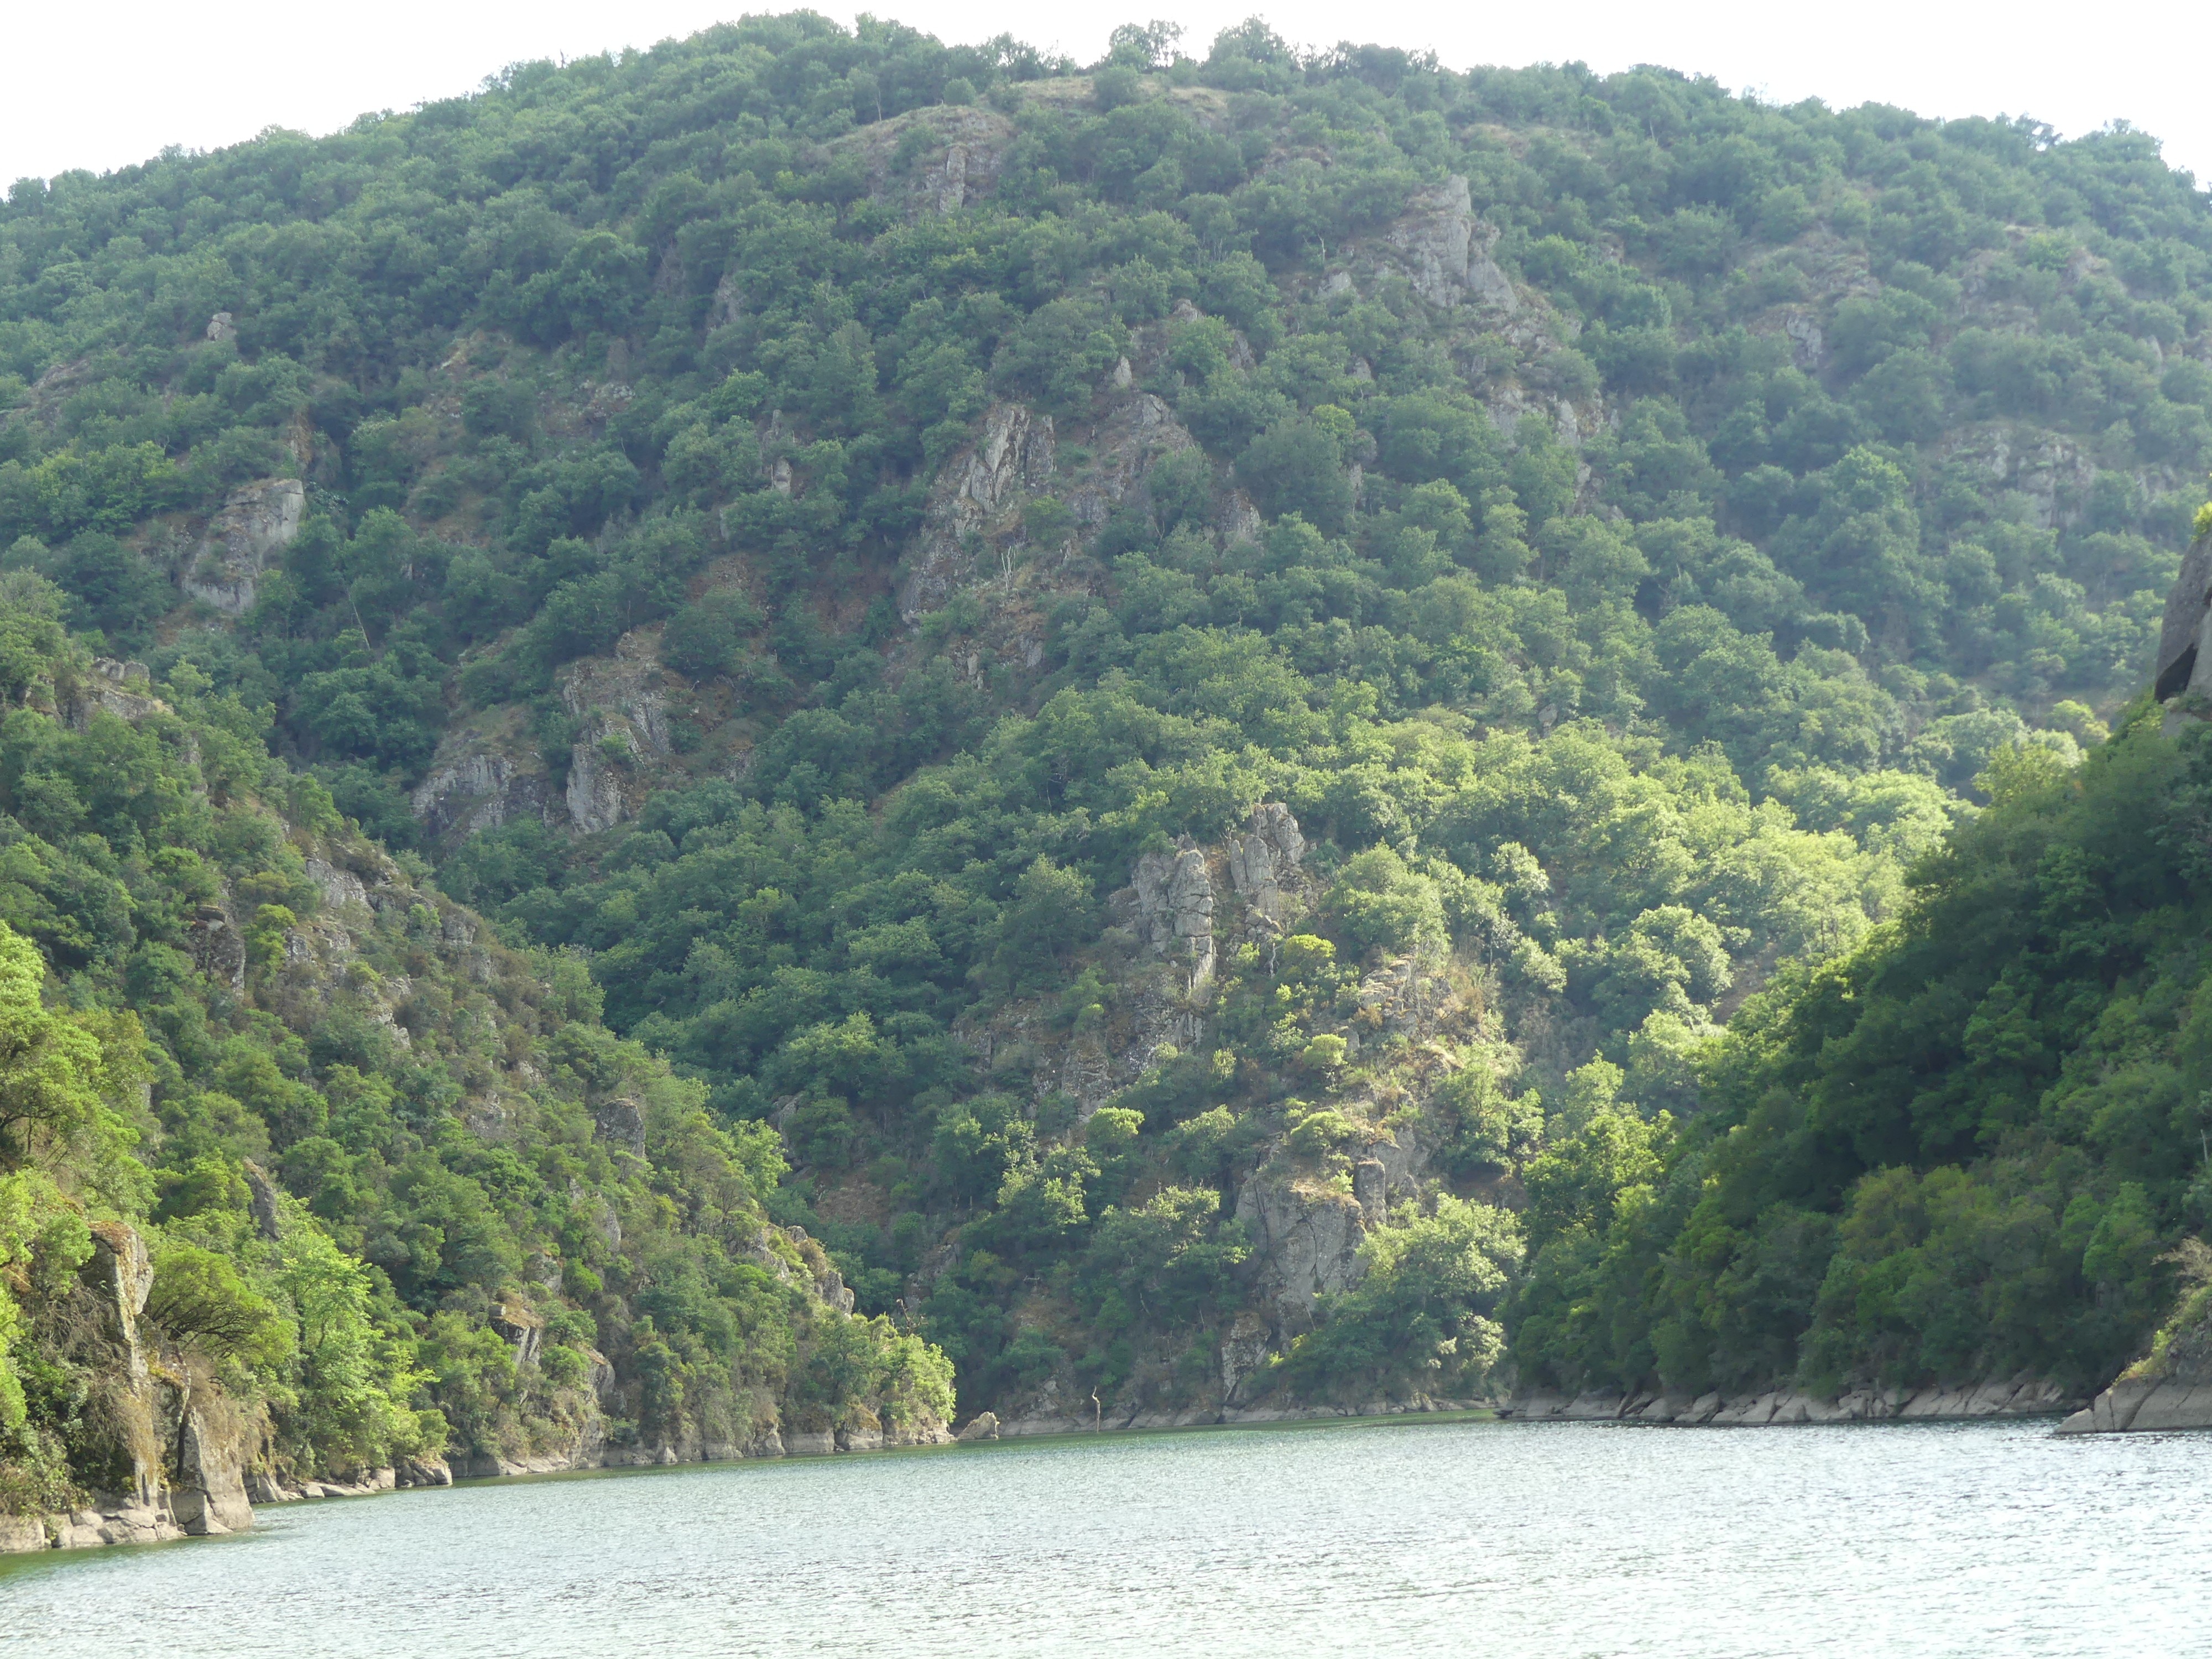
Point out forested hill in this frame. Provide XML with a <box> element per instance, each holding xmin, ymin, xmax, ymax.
<box><xmin>3</xmin><ymin>12</ymin><xmax>2212</xmax><ymax>1464</ymax></box>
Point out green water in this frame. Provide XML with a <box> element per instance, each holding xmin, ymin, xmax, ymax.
<box><xmin>2</xmin><ymin>1415</ymin><xmax>2205</xmax><ymax>1656</ymax></box>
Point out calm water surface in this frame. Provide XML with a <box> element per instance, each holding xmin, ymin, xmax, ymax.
<box><xmin>2</xmin><ymin>1416</ymin><xmax>2205</xmax><ymax>1656</ymax></box>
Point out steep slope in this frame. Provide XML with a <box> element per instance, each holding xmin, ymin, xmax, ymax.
<box><xmin>1517</xmin><ymin>525</ymin><xmax>2212</xmax><ymax>1418</ymax></box>
<box><xmin>3</xmin><ymin>15</ymin><xmax>2211</xmax><ymax>1431</ymax></box>
<box><xmin>0</xmin><ymin>594</ymin><xmax>948</xmax><ymax>1551</ymax></box>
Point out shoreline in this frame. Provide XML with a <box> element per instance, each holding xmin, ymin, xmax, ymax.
<box><xmin>1504</xmin><ymin>1378</ymin><xmax>2081</xmax><ymax>1426</ymax></box>
<box><xmin>0</xmin><ymin>1379</ymin><xmax>2147</xmax><ymax>1560</ymax></box>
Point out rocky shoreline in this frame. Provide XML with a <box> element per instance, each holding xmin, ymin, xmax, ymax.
<box><xmin>2056</xmin><ymin>1376</ymin><xmax>2212</xmax><ymax>1434</ymax></box>
<box><xmin>18</xmin><ymin>1368</ymin><xmax>2204</xmax><ymax>1558</ymax></box>
<box><xmin>2056</xmin><ymin>1281</ymin><xmax>2212</xmax><ymax>1435</ymax></box>
<box><xmin>0</xmin><ymin>1421</ymin><xmax>966</xmax><ymax>1557</ymax></box>
<box><xmin>1505</xmin><ymin>1376</ymin><xmax>2080</xmax><ymax>1426</ymax></box>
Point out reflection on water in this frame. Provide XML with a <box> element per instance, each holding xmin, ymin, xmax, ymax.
<box><xmin>3</xmin><ymin>1415</ymin><xmax>2207</xmax><ymax>1657</ymax></box>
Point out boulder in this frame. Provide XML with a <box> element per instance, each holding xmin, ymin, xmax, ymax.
<box><xmin>393</xmin><ymin>1453</ymin><xmax>452</xmax><ymax>1489</ymax></box>
<box><xmin>1559</xmin><ymin>1392</ymin><xmax>1626</xmax><ymax>1421</ymax></box>
<box><xmin>2059</xmin><ymin>1377</ymin><xmax>2212</xmax><ymax>1435</ymax></box>
<box><xmin>956</xmin><ymin>1411</ymin><xmax>1001</xmax><ymax>1442</ymax></box>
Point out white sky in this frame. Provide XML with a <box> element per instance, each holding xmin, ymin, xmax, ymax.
<box><xmin>6</xmin><ymin>0</ymin><xmax>2207</xmax><ymax>191</ymax></box>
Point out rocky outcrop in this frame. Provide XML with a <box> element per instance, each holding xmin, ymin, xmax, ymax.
<box><xmin>1219</xmin><ymin>1311</ymin><xmax>1274</xmax><ymax>1406</ymax></box>
<box><xmin>1063</xmin><ymin>392</ymin><xmax>1196</xmax><ymax>533</ymax></box>
<box><xmin>1131</xmin><ymin>843</ymin><xmax>1216</xmax><ymax>989</ymax></box>
<box><xmin>250</xmin><ymin>1465</ymin><xmax>414</xmax><ymax>1501</ymax></box>
<box><xmin>1047</xmin><ymin>810</ymin><xmax>1301</xmax><ymax>1116</ymax></box>
<box><xmin>182</xmin><ymin>478</ymin><xmax>305</xmax><ymax>615</ymax></box>
<box><xmin>899</xmin><ymin>401</ymin><xmax>1057</xmax><ymax>620</ymax></box>
<box><xmin>833</xmin><ymin>103</ymin><xmax>1015</xmax><ymax>218</ymax></box>
<box><xmin>168</xmin><ymin>1391</ymin><xmax>255</xmax><ymax>1536</ymax></box>
<box><xmin>1511</xmin><ymin>1376</ymin><xmax>2075</xmax><ymax>1426</ymax></box>
<box><xmin>3</xmin><ymin>1223</ymin><xmax>260</xmax><ymax>1554</ymax></box>
<box><xmin>992</xmin><ymin>1394</ymin><xmax>1493</xmax><ymax>1438</ymax></box>
<box><xmin>1372</xmin><ymin>175</ymin><xmax>1518</xmax><ymax>314</ymax></box>
<box><xmin>1231</xmin><ymin>1121</ymin><xmax>1435</xmax><ymax>1343</ymax></box>
<box><xmin>1232</xmin><ymin>1177</ymin><xmax>1366</xmax><ymax>1335</ymax></box>
<box><xmin>302</xmin><ymin>855</ymin><xmax>373</xmax><ymax>914</ymax></box>
<box><xmin>2156</xmin><ymin>536</ymin><xmax>2212</xmax><ymax>703</ymax></box>
<box><xmin>60</xmin><ymin>658</ymin><xmax>169</xmax><ymax>731</ymax></box>
<box><xmin>1227</xmin><ymin>802</ymin><xmax>1306</xmax><ymax>930</ymax></box>
<box><xmin>410</xmin><ymin>714</ymin><xmax>558</xmax><ymax>842</ymax></box>
<box><xmin>1931</xmin><ymin>425</ymin><xmax>2098</xmax><ymax>535</ymax></box>
<box><xmin>2057</xmin><ymin>1376</ymin><xmax>2212</xmax><ymax>1433</ymax></box>
<box><xmin>560</xmin><ymin>639</ymin><xmax>673</xmax><ymax>834</ymax></box>
<box><xmin>2058</xmin><ymin>1282</ymin><xmax>2212</xmax><ymax>1434</ymax></box>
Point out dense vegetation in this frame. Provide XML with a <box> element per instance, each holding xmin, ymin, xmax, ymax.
<box><xmin>1517</xmin><ymin>712</ymin><xmax>2212</xmax><ymax>1399</ymax></box>
<box><xmin>4</xmin><ymin>10</ymin><xmax>2212</xmax><ymax>1445</ymax></box>
<box><xmin>0</xmin><ymin>592</ymin><xmax>944</xmax><ymax>1511</ymax></box>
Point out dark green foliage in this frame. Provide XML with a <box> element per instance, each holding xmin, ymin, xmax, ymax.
<box><xmin>1521</xmin><ymin>713</ymin><xmax>2212</xmax><ymax>1397</ymax></box>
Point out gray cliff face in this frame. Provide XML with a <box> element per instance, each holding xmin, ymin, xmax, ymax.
<box><xmin>899</xmin><ymin>400</ymin><xmax>1058</xmax><ymax>621</ymax></box>
<box><xmin>3</xmin><ymin>1222</ymin><xmax>259</xmax><ymax>1555</ymax></box>
<box><xmin>1232</xmin><ymin>1178</ymin><xmax>1366</xmax><ymax>1336</ymax></box>
<box><xmin>427</xmin><ymin>1221</ymin><xmax>936</xmax><ymax>1480</ymax></box>
<box><xmin>830</xmin><ymin>102</ymin><xmax>1015</xmax><ymax>221</ymax></box>
<box><xmin>1131</xmin><ymin>844</ymin><xmax>1217</xmax><ymax>989</ymax></box>
<box><xmin>561</xmin><ymin>639</ymin><xmax>674</xmax><ymax>834</ymax></box>
<box><xmin>61</xmin><ymin>658</ymin><xmax>170</xmax><ymax>731</ymax></box>
<box><xmin>181</xmin><ymin>478</ymin><xmax>305</xmax><ymax>616</ymax></box>
<box><xmin>994</xmin><ymin>804</ymin><xmax>1483</xmax><ymax>1432</ymax></box>
<box><xmin>1373</xmin><ymin>175</ymin><xmax>1519</xmax><ymax>315</ymax></box>
<box><xmin>411</xmin><ymin>639</ymin><xmax>675</xmax><ymax>843</ymax></box>
<box><xmin>410</xmin><ymin>727</ymin><xmax>558</xmax><ymax>843</ymax></box>
<box><xmin>1227</xmin><ymin>802</ymin><xmax>1305</xmax><ymax>931</ymax></box>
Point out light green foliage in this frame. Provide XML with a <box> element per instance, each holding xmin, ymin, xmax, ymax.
<box><xmin>1521</xmin><ymin>1102</ymin><xmax>1671</xmax><ymax>1253</ymax></box>
<box><xmin>1279</xmin><ymin>1197</ymin><xmax>1523</xmax><ymax>1400</ymax></box>
<box><xmin>1323</xmin><ymin>848</ymin><xmax>1447</xmax><ymax>959</ymax></box>
<box><xmin>1430</xmin><ymin>1056</ymin><xmax>1543</xmax><ymax>1177</ymax></box>
<box><xmin>0</xmin><ymin>923</ymin><xmax>146</xmax><ymax>1199</ymax></box>
<box><xmin>0</xmin><ymin>1170</ymin><xmax>77</xmax><ymax>1432</ymax></box>
<box><xmin>269</xmin><ymin>1216</ymin><xmax>430</xmax><ymax>1469</ymax></box>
